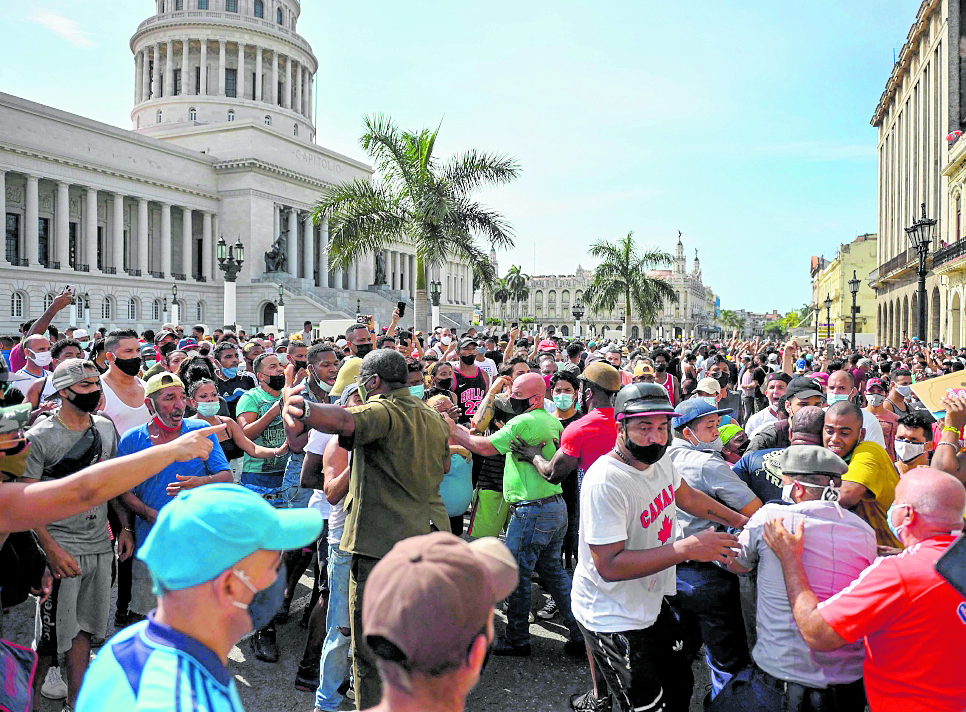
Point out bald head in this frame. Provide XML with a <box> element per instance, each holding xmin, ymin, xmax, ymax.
<box><xmin>897</xmin><ymin>467</ymin><xmax>966</xmax><ymax>532</ymax></box>
<box><xmin>790</xmin><ymin>406</ymin><xmax>825</xmax><ymax>445</ymax></box>
<box><xmin>512</xmin><ymin>373</ymin><xmax>546</xmax><ymax>402</ymax></box>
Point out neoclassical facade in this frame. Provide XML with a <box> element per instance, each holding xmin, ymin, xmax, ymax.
<box><xmin>0</xmin><ymin>0</ymin><xmax>474</xmax><ymax>334</ymax></box>
<box><xmin>485</xmin><ymin>236</ymin><xmax>719</xmax><ymax>340</ymax></box>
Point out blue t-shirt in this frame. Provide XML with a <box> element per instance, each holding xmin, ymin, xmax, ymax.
<box><xmin>731</xmin><ymin>447</ymin><xmax>784</xmax><ymax>503</ymax></box>
<box><xmin>75</xmin><ymin>612</ymin><xmax>244</xmax><ymax>712</ymax></box>
<box><xmin>439</xmin><ymin>452</ymin><xmax>473</xmax><ymax>517</ymax></box>
<box><xmin>119</xmin><ymin>418</ymin><xmax>230</xmax><ymax>550</ymax></box>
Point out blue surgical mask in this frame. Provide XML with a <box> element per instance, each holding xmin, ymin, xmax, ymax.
<box><xmin>222</xmin><ymin>366</ymin><xmax>238</xmax><ymax>379</ymax></box>
<box><xmin>553</xmin><ymin>393</ymin><xmax>574</xmax><ymax>411</ymax></box>
<box><xmin>886</xmin><ymin>502</ymin><xmax>907</xmax><ymax>542</ymax></box>
<box><xmin>195</xmin><ymin>401</ymin><xmax>221</xmax><ymax>417</ymax></box>
<box><xmin>827</xmin><ymin>393</ymin><xmax>851</xmax><ymax>405</ymax></box>
<box><xmin>232</xmin><ymin>563</ymin><xmax>286</xmax><ymax>631</ymax></box>
<box><xmin>408</xmin><ymin>384</ymin><xmax>425</xmax><ymax>399</ymax></box>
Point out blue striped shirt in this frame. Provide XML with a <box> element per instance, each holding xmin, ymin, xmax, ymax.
<box><xmin>76</xmin><ymin>613</ymin><xmax>244</xmax><ymax>712</ymax></box>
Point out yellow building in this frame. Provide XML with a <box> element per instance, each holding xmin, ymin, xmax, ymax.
<box><xmin>936</xmin><ymin>135</ymin><xmax>966</xmax><ymax>345</ymax></box>
<box><xmin>811</xmin><ymin>234</ymin><xmax>878</xmax><ymax>346</ymax></box>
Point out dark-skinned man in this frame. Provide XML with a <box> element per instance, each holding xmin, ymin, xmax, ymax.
<box><xmin>280</xmin><ymin>348</ymin><xmax>450</xmax><ymax>710</ymax></box>
<box><xmin>447</xmin><ymin>372</ymin><xmax>585</xmax><ymax>658</ymax></box>
<box><xmin>667</xmin><ymin>398</ymin><xmax>763</xmax><ymax>702</ymax></box>
<box><xmin>764</xmin><ymin>467</ymin><xmax>966</xmax><ymax>712</ymax></box>
<box><xmin>822</xmin><ymin>400</ymin><xmax>901</xmax><ymax>549</ymax></box>
<box><xmin>454</xmin><ymin>337</ymin><xmax>489</xmax><ymax>426</ymax></box>
<box><xmin>747</xmin><ymin>377</ymin><xmax>826</xmax><ymax>452</ymax></box>
<box><xmin>571</xmin><ymin>383</ymin><xmax>748</xmax><ymax>712</ymax></box>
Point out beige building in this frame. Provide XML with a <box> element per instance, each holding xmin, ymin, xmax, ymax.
<box><xmin>811</xmin><ymin>234</ymin><xmax>878</xmax><ymax>346</ymax></box>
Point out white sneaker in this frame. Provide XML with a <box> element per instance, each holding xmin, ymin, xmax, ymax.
<box><xmin>41</xmin><ymin>666</ymin><xmax>68</xmax><ymax>700</ymax></box>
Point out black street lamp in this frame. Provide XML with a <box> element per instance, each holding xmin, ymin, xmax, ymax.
<box><xmin>171</xmin><ymin>283</ymin><xmax>179</xmax><ymax>327</ymax></box>
<box><xmin>429</xmin><ymin>280</ymin><xmax>442</xmax><ymax>307</ymax></box>
<box><xmin>848</xmin><ymin>269</ymin><xmax>860</xmax><ymax>350</ymax></box>
<box><xmin>216</xmin><ymin>236</ymin><xmax>245</xmax><ymax>331</ymax></box>
<box><xmin>572</xmin><ymin>301</ymin><xmax>585</xmax><ymax>338</ymax></box>
<box><xmin>356</xmin><ymin>298</ymin><xmax>361</xmax><ymax>318</ymax></box>
<box><xmin>905</xmin><ymin>202</ymin><xmax>937</xmax><ymax>341</ymax></box>
<box><xmin>824</xmin><ymin>293</ymin><xmax>832</xmax><ymax>346</ymax></box>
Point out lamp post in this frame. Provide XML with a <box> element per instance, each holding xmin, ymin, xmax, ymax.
<box><xmin>848</xmin><ymin>269</ymin><xmax>860</xmax><ymax>350</ymax></box>
<box><xmin>572</xmin><ymin>301</ymin><xmax>585</xmax><ymax>339</ymax></box>
<box><xmin>276</xmin><ymin>283</ymin><xmax>286</xmax><ymax>335</ymax></box>
<box><xmin>824</xmin><ymin>293</ymin><xmax>832</xmax><ymax>347</ymax></box>
<box><xmin>429</xmin><ymin>279</ymin><xmax>442</xmax><ymax>330</ymax></box>
<box><xmin>905</xmin><ymin>202</ymin><xmax>937</xmax><ymax>341</ymax></box>
<box><xmin>171</xmin><ymin>283</ymin><xmax>179</xmax><ymax>328</ymax></box>
<box><xmin>216</xmin><ymin>235</ymin><xmax>245</xmax><ymax>332</ymax></box>
<box><xmin>356</xmin><ymin>298</ymin><xmax>361</xmax><ymax>319</ymax></box>
<box><xmin>813</xmin><ymin>303</ymin><xmax>819</xmax><ymax>347</ymax></box>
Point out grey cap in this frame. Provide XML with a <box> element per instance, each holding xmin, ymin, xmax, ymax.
<box><xmin>48</xmin><ymin>358</ymin><xmax>100</xmax><ymax>396</ymax></box>
<box><xmin>779</xmin><ymin>445</ymin><xmax>848</xmax><ymax>477</ymax></box>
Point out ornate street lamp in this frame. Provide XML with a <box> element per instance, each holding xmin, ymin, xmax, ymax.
<box><xmin>848</xmin><ymin>270</ymin><xmax>860</xmax><ymax>350</ymax></box>
<box><xmin>171</xmin><ymin>283</ymin><xmax>179</xmax><ymax>327</ymax></box>
<box><xmin>572</xmin><ymin>301</ymin><xmax>585</xmax><ymax>338</ymax></box>
<box><xmin>276</xmin><ymin>283</ymin><xmax>286</xmax><ymax>334</ymax></box>
<box><xmin>824</xmin><ymin>293</ymin><xmax>832</xmax><ymax>346</ymax></box>
<box><xmin>429</xmin><ymin>280</ymin><xmax>442</xmax><ymax>329</ymax></box>
<box><xmin>905</xmin><ymin>202</ymin><xmax>937</xmax><ymax>341</ymax></box>
<box><xmin>216</xmin><ymin>236</ymin><xmax>245</xmax><ymax>332</ymax></box>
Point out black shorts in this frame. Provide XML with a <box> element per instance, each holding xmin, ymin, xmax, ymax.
<box><xmin>579</xmin><ymin>599</ymin><xmax>692</xmax><ymax>712</ymax></box>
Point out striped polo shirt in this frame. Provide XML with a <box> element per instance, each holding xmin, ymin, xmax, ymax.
<box><xmin>75</xmin><ymin>613</ymin><xmax>244</xmax><ymax>712</ymax></box>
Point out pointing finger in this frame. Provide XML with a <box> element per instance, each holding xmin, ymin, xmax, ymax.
<box><xmin>193</xmin><ymin>423</ymin><xmax>228</xmax><ymax>438</ymax></box>
<box><xmin>284</xmin><ymin>363</ymin><xmax>295</xmax><ymax>389</ymax></box>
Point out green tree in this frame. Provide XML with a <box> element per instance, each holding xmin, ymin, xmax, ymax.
<box><xmin>492</xmin><ymin>277</ymin><xmax>511</xmax><ymax>326</ymax></box>
<box><xmin>719</xmin><ymin>309</ymin><xmax>746</xmax><ymax>336</ymax></box>
<box><xmin>313</xmin><ymin>114</ymin><xmax>520</xmax><ymax>332</ymax></box>
<box><xmin>764</xmin><ymin>322</ymin><xmax>787</xmax><ymax>339</ymax></box>
<box><xmin>504</xmin><ymin>265</ymin><xmax>530</xmax><ymax>320</ymax></box>
<box><xmin>582</xmin><ymin>231</ymin><xmax>677</xmax><ymax>335</ymax></box>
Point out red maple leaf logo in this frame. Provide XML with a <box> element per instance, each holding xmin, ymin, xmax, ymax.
<box><xmin>657</xmin><ymin>515</ymin><xmax>673</xmax><ymax>544</ymax></box>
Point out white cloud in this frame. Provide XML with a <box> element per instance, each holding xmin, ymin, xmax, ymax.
<box><xmin>28</xmin><ymin>9</ymin><xmax>96</xmax><ymax>49</ymax></box>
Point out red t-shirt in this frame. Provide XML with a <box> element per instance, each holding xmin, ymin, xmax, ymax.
<box><xmin>560</xmin><ymin>407</ymin><xmax>617</xmax><ymax>474</ymax></box>
<box><xmin>818</xmin><ymin>536</ymin><xmax>966</xmax><ymax>711</ymax></box>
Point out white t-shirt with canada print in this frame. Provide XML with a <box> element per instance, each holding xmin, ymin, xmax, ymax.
<box><xmin>571</xmin><ymin>453</ymin><xmax>681</xmax><ymax>633</ymax></box>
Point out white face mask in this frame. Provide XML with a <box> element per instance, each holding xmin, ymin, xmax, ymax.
<box><xmin>895</xmin><ymin>385</ymin><xmax>912</xmax><ymax>397</ymax></box>
<box><xmin>686</xmin><ymin>426</ymin><xmax>722</xmax><ymax>453</ymax></box>
<box><xmin>894</xmin><ymin>440</ymin><xmax>926</xmax><ymax>463</ymax></box>
<box><xmin>28</xmin><ymin>350</ymin><xmax>53</xmax><ymax>368</ymax></box>
<box><xmin>782</xmin><ymin>480</ymin><xmax>840</xmax><ymax>503</ymax></box>
<box><xmin>866</xmin><ymin>394</ymin><xmax>885</xmax><ymax>407</ymax></box>
<box><xmin>440</xmin><ymin>336</ymin><xmax>452</xmax><ymax>345</ymax></box>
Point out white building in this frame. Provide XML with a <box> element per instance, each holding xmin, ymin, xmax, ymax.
<box><xmin>0</xmin><ymin>0</ymin><xmax>474</xmax><ymax>335</ymax></box>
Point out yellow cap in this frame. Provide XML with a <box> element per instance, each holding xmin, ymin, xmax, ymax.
<box><xmin>145</xmin><ymin>372</ymin><xmax>186</xmax><ymax>397</ymax></box>
<box><xmin>331</xmin><ymin>357</ymin><xmax>361</xmax><ymax>398</ymax></box>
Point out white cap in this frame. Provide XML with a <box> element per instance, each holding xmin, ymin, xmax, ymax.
<box><xmin>72</xmin><ymin>329</ymin><xmax>90</xmax><ymax>341</ymax></box>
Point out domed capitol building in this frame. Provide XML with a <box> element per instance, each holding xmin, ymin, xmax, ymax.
<box><xmin>0</xmin><ymin>0</ymin><xmax>476</xmax><ymax>333</ymax></box>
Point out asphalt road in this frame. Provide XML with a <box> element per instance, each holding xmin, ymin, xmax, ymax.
<box><xmin>4</xmin><ymin>571</ymin><xmax>710</xmax><ymax>712</ymax></box>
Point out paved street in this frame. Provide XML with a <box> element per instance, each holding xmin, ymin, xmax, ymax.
<box><xmin>5</xmin><ymin>569</ymin><xmax>710</xmax><ymax>712</ymax></box>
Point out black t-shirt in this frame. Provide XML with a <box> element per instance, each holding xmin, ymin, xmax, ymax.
<box><xmin>217</xmin><ymin>374</ymin><xmax>256</xmax><ymax>419</ymax></box>
<box><xmin>751</xmin><ymin>367</ymin><xmax>768</xmax><ymax>399</ymax></box>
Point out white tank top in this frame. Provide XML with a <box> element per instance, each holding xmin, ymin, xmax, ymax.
<box><xmin>100</xmin><ymin>378</ymin><xmax>151</xmax><ymax>439</ymax></box>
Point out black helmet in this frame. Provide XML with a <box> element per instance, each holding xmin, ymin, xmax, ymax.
<box><xmin>614</xmin><ymin>383</ymin><xmax>678</xmax><ymax>422</ymax></box>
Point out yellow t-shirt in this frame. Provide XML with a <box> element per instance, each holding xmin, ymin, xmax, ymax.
<box><xmin>844</xmin><ymin>441</ymin><xmax>901</xmax><ymax>548</ymax></box>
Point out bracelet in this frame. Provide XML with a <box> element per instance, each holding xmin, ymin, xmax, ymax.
<box><xmin>942</xmin><ymin>426</ymin><xmax>960</xmax><ymax>435</ymax></box>
<box><xmin>298</xmin><ymin>400</ymin><xmax>314</xmax><ymax>424</ymax></box>
<box><xmin>936</xmin><ymin>441</ymin><xmax>959</xmax><ymax>449</ymax></box>
<box><xmin>123</xmin><ymin>527</ymin><xmax>133</xmax><ymax>532</ymax></box>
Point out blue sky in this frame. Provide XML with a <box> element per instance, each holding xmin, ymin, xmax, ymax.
<box><xmin>0</xmin><ymin>1</ymin><xmax>920</xmax><ymax>312</ymax></box>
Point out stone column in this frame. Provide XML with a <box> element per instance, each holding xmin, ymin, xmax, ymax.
<box><xmin>0</xmin><ymin>170</ymin><xmax>5</xmax><ymax>264</ymax></box>
<box><xmin>135</xmin><ymin>51</ymin><xmax>143</xmax><ymax>104</ymax></box>
<box><xmin>287</xmin><ymin>207</ymin><xmax>298</xmax><ymax>276</ymax></box>
<box><xmin>218</xmin><ymin>40</ymin><xmax>226</xmax><ymax>96</ymax></box>
<box><xmin>271</xmin><ymin>51</ymin><xmax>278</xmax><ymax>105</ymax></box>
<box><xmin>151</xmin><ymin>43</ymin><xmax>160</xmax><ymax>98</ymax></box>
<box><xmin>181</xmin><ymin>208</ymin><xmax>192</xmax><ymax>278</ymax></box>
<box><xmin>24</xmin><ymin>176</ymin><xmax>38</xmax><ymax>266</ymax></box>
<box><xmin>237</xmin><ymin>42</ymin><xmax>245</xmax><ymax>99</ymax></box>
<box><xmin>200</xmin><ymin>39</ymin><xmax>208</xmax><ymax>95</ymax></box>
<box><xmin>391</xmin><ymin>251</ymin><xmax>398</xmax><ymax>289</ymax></box>
<box><xmin>55</xmin><ymin>181</ymin><xmax>69</xmax><ymax>269</ymax></box>
<box><xmin>295</xmin><ymin>62</ymin><xmax>303</xmax><ymax>116</ymax></box>
<box><xmin>273</xmin><ymin>204</ymin><xmax>280</xmax><ymax>240</ymax></box>
<box><xmin>255</xmin><ymin>46</ymin><xmax>263</xmax><ymax>102</ymax></box>
<box><xmin>302</xmin><ymin>212</ymin><xmax>314</xmax><ymax>284</ymax></box>
<box><xmin>318</xmin><ymin>217</ymin><xmax>328</xmax><ymax>287</ymax></box>
<box><xmin>142</xmin><ymin>48</ymin><xmax>151</xmax><ymax>102</ymax></box>
<box><xmin>211</xmin><ymin>213</ymin><xmax>220</xmax><ymax>283</ymax></box>
<box><xmin>202</xmin><ymin>211</ymin><xmax>212</xmax><ymax>280</ymax></box>
<box><xmin>85</xmin><ymin>187</ymin><xmax>98</xmax><ymax>273</ymax></box>
<box><xmin>164</xmin><ymin>40</ymin><xmax>174</xmax><ymax>96</ymax></box>
<box><xmin>307</xmin><ymin>71</ymin><xmax>314</xmax><ymax>123</ymax></box>
<box><xmin>283</xmin><ymin>55</ymin><xmax>291</xmax><ymax>109</ymax></box>
<box><xmin>410</xmin><ymin>254</ymin><xmax>416</xmax><ymax>298</ymax></box>
<box><xmin>112</xmin><ymin>193</ymin><xmax>124</xmax><ymax>273</ymax></box>
<box><xmin>181</xmin><ymin>39</ymin><xmax>190</xmax><ymax>95</ymax></box>
<box><xmin>160</xmin><ymin>202</ymin><xmax>172</xmax><ymax>278</ymax></box>
<box><xmin>137</xmin><ymin>198</ymin><xmax>149</xmax><ymax>275</ymax></box>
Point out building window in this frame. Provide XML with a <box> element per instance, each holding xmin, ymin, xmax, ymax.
<box><xmin>44</xmin><ymin>293</ymin><xmax>54</xmax><ymax>311</ymax></box>
<box><xmin>226</xmin><ymin>0</ymin><xmax>238</xmax><ymax>11</ymax></box>
<box><xmin>128</xmin><ymin>298</ymin><xmax>137</xmax><ymax>320</ymax></box>
<box><xmin>97</xmin><ymin>226</ymin><xmax>103</xmax><ymax>270</ymax></box>
<box><xmin>277</xmin><ymin>82</ymin><xmax>283</xmax><ymax>105</ymax></box>
<box><xmin>175</xmin><ymin>0</ymin><xmax>183</xmax><ymax>9</ymax></box>
<box><xmin>174</xmin><ymin>68</ymin><xmax>182</xmax><ymax>95</ymax></box>
<box><xmin>195</xmin><ymin>66</ymin><xmax>201</xmax><ymax>95</ymax></box>
<box><xmin>198</xmin><ymin>0</ymin><xmax>208</xmax><ymax>9</ymax></box>
<box><xmin>68</xmin><ymin>222</ymin><xmax>77</xmax><ymax>268</ymax></box>
<box><xmin>189</xmin><ymin>107</ymin><xmax>197</xmax><ymax>121</ymax></box>
<box><xmin>293</xmin><ymin>124</ymin><xmax>298</xmax><ymax>136</ymax></box>
<box><xmin>6</xmin><ymin>213</ymin><xmax>20</xmax><ymax>264</ymax></box>
<box><xmin>196</xmin><ymin>302</ymin><xmax>203</xmax><ymax>321</ymax></box>
<box><xmin>153</xmin><ymin>299</ymin><xmax>162</xmax><ymax>321</ymax></box>
<box><xmin>254</xmin><ymin>0</ymin><xmax>263</xmax><ymax>18</ymax></box>
<box><xmin>225</xmin><ymin>68</ymin><xmax>237</xmax><ymax>98</ymax></box>
<box><xmin>102</xmin><ymin>297</ymin><xmax>112</xmax><ymax>321</ymax></box>
<box><xmin>227</xmin><ymin>109</ymin><xmax>235</xmax><ymax>122</ymax></box>
<box><xmin>276</xmin><ymin>7</ymin><xmax>283</xmax><ymax>24</ymax></box>
<box><xmin>38</xmin><ymin>217</ymin><xmax>49</xmax><ymax>266</ymax></box>
<box><xmin>264</xmin><ymin>115</ymin><xmax>271</xmax><ymax>126</ymax></box>
<box><xmin>156</xmin><ymin>109</ymin><xmax>162</xmax><ymax>123</ymax></box>
<box><xmin>11</xmin><ymin>292</ymin><xmax>23</xmax><ymax>318</ymax></box>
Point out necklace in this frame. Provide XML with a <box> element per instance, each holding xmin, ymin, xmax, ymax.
<box><xmin>55</xmin><ymin>410</ymin><xmax>91</xmax><ymax>432</ymax></box>
<box><xmin>612</xmin><ymin>446</ymin><xmax>634</xmax><ymax>466</ymax></box>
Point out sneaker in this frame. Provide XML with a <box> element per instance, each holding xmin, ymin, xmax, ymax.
<box><xmin>570</xmin><ymin>689</ymin><xmax>611</xmax><ymax>712</ymax></box>
<box><xmin>113</xmin><ymin>609</ymin><xmax>144</xmax><ymax>628</ymax></box>
<box><xmin>491</xmin><ymin>635</ymin><xmax>531</xmax><ymax>657</ymax></box>
<box><xmin>41</xmin><ymin>666</ymin><xmax>68</xmax><ymax>700</ymax></box>
<box><xmin>275</xmin><ymin>599</ymin><xmax>291</xmax><ymax>624</ymax></box>
<box><xmin>294</xmin><ymin>663</ymin><xmax>318</xmax><ymax>692</ymax></box>
<box><xmin>563</xmin><ymin>639</ymin><xmax>586</xmax><ymax>657</ymax></box>
<box><xmin>249</xmin><ymin>626</ymin><xmax>280</xmax><ymax>663</ymax></box>
<box><xmin>337</xmin><ymin>676</ymin><xmax>354</xmax><ymax>700</ymax></box>
<box><xmin>536</xmin><ymin>597</ymin><xmax>558</xmax><ymax>620</ymax></box>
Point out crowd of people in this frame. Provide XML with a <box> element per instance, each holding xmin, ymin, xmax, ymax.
<box><xmin>0</xmin><ymin>287</ymin><xmax>964</xmax><ymax>712</ymax></box>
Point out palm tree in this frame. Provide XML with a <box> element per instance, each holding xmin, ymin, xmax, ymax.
<box><xmin>313</xmin><ymin>114</ymin><xmax>520</xmax><ymax>332</ymax></box>
<box><xmin>504</xmin><ymin>265</ymin><xmax>530</xmax><ymax>320</ymax></box>
<box><xmin>582</xmin><ymin>231</ymin><xmax>677</xmax><ymax>335</ymax></box>
<box><xmin>492</xmin><ymin>277</ymin><xmax>511</xmax><ymax>327</ymax></box>
<box><xmin>719</xmin><ymin>309</ymin><xmax>746</xmax><ymax>337</ymax></box>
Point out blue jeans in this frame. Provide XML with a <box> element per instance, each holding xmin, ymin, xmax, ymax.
<box><xmin>282</xmin><ymin>451</ymin><xmax>312</xmax><ymax>508</ymax></box>
<box><xmin>314</xmin><ymin>544</ymin><xmax>352</xmax><ymax>711</ymax></box>
<box><xmin>667</xmin><ymin>562</ymin><xmax>750</xmax><ymax>700</ymax></box>
<box><xmin>503</xmin><ymin>494</ymin><xmax>581</xmax><ymax>645</ymax></box>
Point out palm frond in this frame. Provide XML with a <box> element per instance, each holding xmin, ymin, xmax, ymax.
<box><xmin>441</xmin><ymin>150</ymin><xmax>522</xmax><ymax>193</ymax></box>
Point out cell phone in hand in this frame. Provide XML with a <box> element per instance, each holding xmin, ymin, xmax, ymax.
<box><xmin>397</xmin><ymin>301</ymin><xmax>406</xmax><ymax>318</ymax></box>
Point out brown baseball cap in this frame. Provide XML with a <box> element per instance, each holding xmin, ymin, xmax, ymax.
<box><xmin>579</xmin><ymin>361</ymin><xmax>622</xmax><ymax>393</ymax></box>
<box><xmin>362</xmin><ymin>532</ymin><xmax>518</xmax><ymax>674</ymax></box>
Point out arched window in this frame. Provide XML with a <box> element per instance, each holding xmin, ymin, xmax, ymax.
<box><xmin>293</xmin><ymin>124</ymin><xmax>298</xmax><ymax>136</ymax></box>
<box><xmin>264</xmin><ymin>115</ymin><xmax>272</xmax><ymax>126</ymax></box>
<box><xmin>227</xmin><ymin>109</ymin><xmax>235</xmax><ymax>122</ymax></box>
<box><xmin>156</xmin><ymin>110</ymin><xmax>162</xmax><ymax>124</ymax></box>
<box><xmin>128</xmin><ymin>298</ymin><xmax>138</xmax><ymax>320</ymax></box>
<box><xmin>11</xmin><ymin>292</ymin><xmax>23</xmax><ymax>318</ymax></box>
<box><xmin>153</xmin><ymin>299</ymin><xmax>162</xmax><ymax>321</ymax></box>
<box><xmin>196</xmin><ymin>301</ymin><xmax>204</xmax><ymax>321</ymax></box>
<box><xmin>262</xmin><ymin>302</ymin><xmax>277</xmax><ymax>326</ymax></box>
<box><xmin>101</xmin><ymin>297</ymin><xmax>112</xmax><ymax>321</ymax></box>
<box><xmin>44</xmin><ymin>293</ymin><xmax>54</xmax><ymax>311</ymax></box>
<box><xmin>276</xmin><ymin>7</ymin><xmax>283</xmax><ymax>24</ymax></box>
<box><xmin>189</xmin><ymin>107</ymin><xmax>197</xmax><ymax>121</ymax></box>
<box><xmin>253</xmin><ymin>0</ymin><xmax>264</xmax><ymax>18</ymax></box>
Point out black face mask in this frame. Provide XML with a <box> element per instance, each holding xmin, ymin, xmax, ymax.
<box><xmin>265</xmin><ymin>374</ymin><xmax>286</xmax><ymax>391</ymax></box>
<box><xmin>623</xmin><ymin>428</ymin><xmax>669</xmax><ymax>466</ymax></box>
<box><xmin>113</xmin><ymin>356</ymin><xmax>142</xmax><ymax>377</ymax></box>
<box><xmin>460</xmin><ymin>354</ymin><xmax>476</xmax><ymax>366</ymax></box>
<box><xmin>713</xmin><ymin>373</ymin><xmax>729</xmax><ymax>389</ymax></box>
<box><xmin>66</xmin><ymin>388</ymin><xmax>102</xmax><ymax>414</ymax></box>
<box><xmin>355</xmin><ymin>343</ymin><xmax>373</xmax><ymax>358</ymax></box>
<box><xmin>509</xmin><ymin>396</ymin><xmax>531</xmax><ymax>415</ymax></box>
<box><xmin>292</xmin><ymin>360</ymin><xmax>307</xmax><ymax>372</ymax></box>
<box><xmin>159</xmin><ymin>342</ymin><xmax>177</xmax><ymax>357</ymax></box>
<box><xmin>655</xmin><ymin>363</ymin><xmax>667</xmax><ymax>373</ymax></box>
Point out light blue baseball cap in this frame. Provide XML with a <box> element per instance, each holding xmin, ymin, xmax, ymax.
<box><xmin>138</xmin><ymin>483</ymin><xmax>323</xmax><ymax>592</ymax></box>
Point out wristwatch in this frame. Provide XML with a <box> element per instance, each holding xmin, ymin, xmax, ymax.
<box><xmin>298</xmin><ymin>400</ymin><xmax>314</xmax><ymax>424</ymax></box>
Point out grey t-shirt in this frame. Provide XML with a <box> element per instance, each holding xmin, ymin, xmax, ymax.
<box><xmin>24</xmin><ymin>413</ymin><xmax>118</xmax><ymax>555</ymax></box>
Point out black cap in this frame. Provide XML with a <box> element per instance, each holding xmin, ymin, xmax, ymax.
<box><xmin>785</xmin><ymin>377</ymin><xmax>825</xmax><ymax>402</ymax></box>
<box><xmin>614</xmin><ymin>383</ymin><xmax>679</xmax><ymax>422</ymax></box>
<box><xmin>459</xmin><ymin>337</ymin><xmax>478</xmax><ymax>349</ymax></box>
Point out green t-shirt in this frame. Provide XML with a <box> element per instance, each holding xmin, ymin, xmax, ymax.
<box><xmin>235</xmin><ymin>387</ymin><xmax>288</xmax><ymax>474</ymax></box>
<box><xmin>489</xmin><ymin>407</ymin><xmax>564</xmax><ymax>503</ymax></box>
